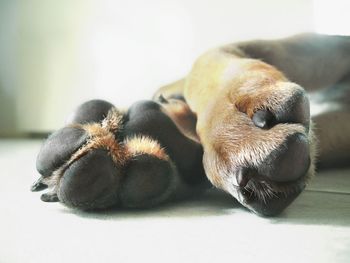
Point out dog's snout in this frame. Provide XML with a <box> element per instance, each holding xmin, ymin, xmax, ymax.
<box><xmin>258</xmin><ymin>133</ymin><xmax>310</xmax><ymax>183</ymax></box>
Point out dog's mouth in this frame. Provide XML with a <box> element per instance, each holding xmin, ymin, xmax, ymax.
<box><xmin>226</xmin><ymin>169</ymin><xmax>307</xmax><ymax>216</ymax></box>
<box><xmin>239</xmin><ymin>180</ymin><xmax>305</xmax><ymax>216</ymax></box>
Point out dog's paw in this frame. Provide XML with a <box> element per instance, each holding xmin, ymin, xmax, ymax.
<box><xmin>33</xmin><ymin>102</ymin><xmax>126</xmax><ymax>209</ymax></box>
<box><xmin>31</xmin><ymin>100</ymin><xmax>191</xmax><ymax>210</ymax></box>
<box><xmin>203</xmin><ymin>82</ymin><xmax>314</xmax><ymax>216</ymax></box>
<box><xmin>65</xmin><ymin>99</ymin><xmax>115</xmax><ymax>125</ymax></box>
<box><xmin>120</xmin><ymin>137</ymin><xmax>178</xmax><ymax>208</ymax></box>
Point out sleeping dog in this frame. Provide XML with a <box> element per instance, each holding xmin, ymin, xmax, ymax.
<box><xmin>31</xmin><ymin>33</ymin><xmax>350</xmax><ymax>216</ymax></box>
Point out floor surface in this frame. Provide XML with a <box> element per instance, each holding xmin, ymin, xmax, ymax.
<box><xmin>1</xmin><ymin>139</ymin><xmax>349</xmax><ymax>263</ymax></box>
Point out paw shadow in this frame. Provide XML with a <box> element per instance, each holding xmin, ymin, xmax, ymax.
<box><xmin>272</xmin><ymin>190</ymin><xmax>350</xmax><ymax>226</ymax></box>
<box><xmin>59</xmin><ymin>188</ymin><xmax>243</xmax><ymax>220</ymax></box>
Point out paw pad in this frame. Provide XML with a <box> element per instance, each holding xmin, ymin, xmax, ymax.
<box><xmin>32</xmin><ymin>99</ymin><xmax>186</xmax><ymax>210</ymax></box>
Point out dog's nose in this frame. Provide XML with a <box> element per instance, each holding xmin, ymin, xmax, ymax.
<box><xmin>258</xmin><ymin>133</ymin><xmax>310</xmax><ymax>182</ymax></box>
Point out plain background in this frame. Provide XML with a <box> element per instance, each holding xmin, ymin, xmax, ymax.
<box><xmin>0</xmin><ymin>0</ymin><xmax>349</xmax><ymax>135</ymax></box>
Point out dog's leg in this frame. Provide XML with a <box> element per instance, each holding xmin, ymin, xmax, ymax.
<box><xmin>33</xmin><ymin>99</ymin><xmax>206</xmax><ymax>210</ymax></box>
<box><xmin>234</xmin><ymin>33</ymin><xmax>350</xmax><ymax>92</ymax></box>
<box><xmin>236</xmin><ymin>33</ymin><xmax>350</xmax><ymax>169</ymax></box>
<box><xmin>309</xmin><ymin>75</ymin><xmax>350</xmax><ymax>168</ymax></box>
<box><xmin>154</xmin><ymin>33</ymin><xmax>350</xmax><ymax>216</ymax></box>
<box><xmin>184</xmin><ymin>50</ymin><xmax>314</xmax><ymax>216</ymax></box>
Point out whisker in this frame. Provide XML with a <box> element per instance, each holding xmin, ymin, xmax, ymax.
<box><xmin>243</xmin><ymin>178</ymin><xmax>300</xmax><ymax>204</ymax></box>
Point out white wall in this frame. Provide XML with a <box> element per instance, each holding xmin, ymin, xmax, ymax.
<box><xmin>313</xmin><ymin>0</ymin><xmax>350</xmax><ymax>35</ymax></box>
<box><xmin>0</xmin><ymin>1</ymin><xmax>19</xmax><ymax>135</ymax></box>
<box><xmin>1</xmin><ymin>0</ymin><xmax>315</xmax><ymax>134</ymax></box>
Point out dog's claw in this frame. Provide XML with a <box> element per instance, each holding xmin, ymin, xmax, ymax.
<box><xmin>157</xmin><ymin>94</ymin><xmax>168</xmax><ymax>103</ymax></box>
<box><xmin>41</xmin><ymin>192</ymin><xmax>59</xmax><ymax>202</ymax></box>
<box><xmin>31</xmin><ymin>177</ymin><xmax>48</xmax><ymax>192</ymax></box>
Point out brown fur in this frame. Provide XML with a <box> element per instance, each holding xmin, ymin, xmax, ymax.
<box><xmin>154</xmin><ymin>33</ymin><xmax>350</xmax><ymax>211</ymax></box>
<box><xmin>42</xmin><ymin>108</ymin><xmax>127</xmax><ymax>189</ymax></box>
<box><xmin>124</xmin><ymin>136</ymin><xmax>169</xmax><ymax>161</ymax></box>
<box><xmin>42</xmin><ymin>108</ymin><xmax>171</xmax><ymax>192</ymax></box>
<box><xmin>182</xmin><ymin>52</ymin><xmax>312</xmax><ymax>189</ymax></box>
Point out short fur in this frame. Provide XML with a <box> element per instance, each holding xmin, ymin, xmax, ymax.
<box><xmin>33</xmin><ymin>33</ymin><xmax>350</xmax><ymax>216</ymax></box>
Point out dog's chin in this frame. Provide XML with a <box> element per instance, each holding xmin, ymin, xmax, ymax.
<box><xmin>228</xmin><ymin>179</ymin><xmax>306</xmax><ymax>217</ymax></box>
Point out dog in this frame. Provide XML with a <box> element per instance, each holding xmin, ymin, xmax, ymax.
<box><xmin>32</xmin><ymin>33</ymin><xmax>350</xmax><ymax>216</ymax></box>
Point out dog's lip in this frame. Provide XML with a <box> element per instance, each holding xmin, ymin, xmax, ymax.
<box><xmin>230</xmin><ymin>168</ymin><xmax>254</xmax><ymax>187</ymax></box>
<box><xmin>231</xmin><ymin>166</ymin><xmax>306</xmax><ymax>189</ymax></box>
<box><xmin>233</xmin><ymin>176</ymin><xmax>306</xmax><ymax>216</ymax></box>
<box><xmin>232</xmin><ymin>172</ymin><xmax>306</xmax><ymax>202</ymax></box>
<box><xmin>237</xmin><ymin>185</ymin><xmax>305</xmax><ymax>216</ymax></box>
<box><xmin>231</xmin><ymin>167</ymin><xmax>270</xmax><ymax>188</ymax></box>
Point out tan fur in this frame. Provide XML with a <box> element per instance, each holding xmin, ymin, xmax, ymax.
<box><xmin>101</xmin><ymin>107</ymin><xmax>124</xmax><ymax>132</ymax></box>
<box><xmin>123</xmin><ymin>136</ymin><xmax>169</xmax><ymax>161</ymax></box>
<box><xmin>43</xmin><ymin>108</ymin><xmax>126</xmax><ymax>190</ymax></box>
<box><xmin>155</xmin><ymin>34</ymin><xmax>347</xmax><ymax>200</ymax></box>
<box><xmin>79</xmin><ymin>107</ymin><xmax>127</xmax><ymax>165</ymax></box>
<box><xmin>182</xmin><ymin>52</ymin><xmax>310</xmax><ymax>187</ymax></box>
<box><xmin>42</xmin><ymin>108</ymin><xmax>173</xmax><ymax>196</ymax></box>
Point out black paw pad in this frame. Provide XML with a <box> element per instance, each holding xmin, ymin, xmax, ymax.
<box><xmin>66</xmin><ymin>99</ymin><xmax>115</xmax><ymax>125</ymax></box>
<box><xmin>120</xmin><ymin>154</ymin><xmax>177</xmax><ymax>208</ymax></box>
<box><xmin>58</xmin><ymin>149</ymin><xmax>122</xmax><ymax>210</ymax></box>
<box><xmin>41</xmin><ymin>192</ymin><xmax>59</xmax><ymax>202</ymax></box>
<box><xmin>36</xmin><ymin>127</ymin><xmax>88</xmax><ymax>177</ymax></box>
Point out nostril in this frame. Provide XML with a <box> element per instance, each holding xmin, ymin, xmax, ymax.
<box><xmin>258</xmin><ymin>133</ymin><xmax>310</xmax><ymax>182</ymax></box>
<box><xmin>252</xmin><ymin>110</ymin><xmax>275</xmax><ymax>129</ymax></box>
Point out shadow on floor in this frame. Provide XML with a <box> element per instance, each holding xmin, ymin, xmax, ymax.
<box><xmin>59</xmin><ymin>189</ymin><xmax>243</xmax><ymax>219</ymax></box>
<box><xmin>59</xmin><ymin>187</ymin><xmax>350</xmax><ymax>227</ymax></box>
<box><xmin>273</xmin><ymin>190</ymin><xmax>350</xmax><ymax>226</ymax></box>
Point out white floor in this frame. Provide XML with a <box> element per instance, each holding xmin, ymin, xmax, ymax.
<box><xmin>1</xmin><ymin>139</ymin><xmax>349</xmax><ymax>263</ymax></box>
